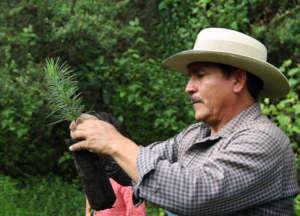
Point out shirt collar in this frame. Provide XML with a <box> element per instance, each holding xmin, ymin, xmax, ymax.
<box><xmin>214</xmin><ymin>102</ymin><xmax>261</xmax><ymax>138</ymax></box>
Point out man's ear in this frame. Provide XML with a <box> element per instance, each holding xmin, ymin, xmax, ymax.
<box><xmin>232</xmin><ymin>69</ymin><xmax>247</xmax><ymax>93</ymax></box>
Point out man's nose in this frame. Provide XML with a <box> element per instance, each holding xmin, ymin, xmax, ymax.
<box><xmin>185</xmin><ymin>78</ymin><xmax>196</xmax><ymax>94</ymax></box>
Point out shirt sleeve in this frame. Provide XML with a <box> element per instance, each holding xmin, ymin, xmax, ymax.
<box><xmin>132</xmin><ymin>132</ymin><xmax>181</xmax><ymax>206</ymax></box>
<box><xmin>132</xmin><ymin>128</ymin><xmax>296</xmax><ymax>215</ymax></box>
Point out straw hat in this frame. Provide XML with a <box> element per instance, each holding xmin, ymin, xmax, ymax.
<box><xmin>162</xmin><ymin>28</ymin><xmax>289</xmax><ymax>98</ymax></box>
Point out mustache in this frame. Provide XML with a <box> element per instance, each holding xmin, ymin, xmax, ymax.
<box><xmin>189</xmin><ymin>96</ymin><xmax>203</xmax><ymax>104</ymax></box>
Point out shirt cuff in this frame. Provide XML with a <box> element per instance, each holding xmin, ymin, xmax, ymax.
<box><xmin>132</xmin><ymin>145</ymin><xmax>158</xmax><ymax>206</ymax></box>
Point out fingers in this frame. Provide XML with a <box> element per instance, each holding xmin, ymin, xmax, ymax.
<box><xmin>68</xmin><ymin>114</ymin><xmax>102</xmax><ymax>153</ymax></box>
<box><xmin>69</xmin><ymin>113</ymin><xmax>98</xmax><ymax>132</ymax></box>
<box><xmin>80</xmin><ymin>113</ymin><xmax>98</xmax><ymax>120</ymax></box>
<box><xmin>69</xmin><ymin>140</ymin><xmax>92</xmax><ymax>152</ymax></box>
<box><xmin>69</xmin><ymin>120</ymin><xmax>76</xmax><ymax>131</ymax></box>
<box><xmin>70</xmin><ymin>129</ymin><xmax>87</xmax><ymax>140</ymax></box>
<box><xmin>76</xmin><ymin>114</ymin><xmax>98</xmax><ymax>125</ymax></box>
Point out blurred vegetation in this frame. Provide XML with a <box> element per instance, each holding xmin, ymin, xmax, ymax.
<box><xmin>0</xmin><ymin>0</ymin><xmax>299</xmax><ymax>215</ymax></box>
<box><xmin>0</xmin><ymin>173</ymin><xmax>85</xmax><ymax>216</ymax></box>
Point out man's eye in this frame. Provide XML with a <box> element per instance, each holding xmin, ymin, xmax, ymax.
<box><xmin>196</xmin><ymin>73</ymin><xmax>204</xmax><ymax>78</ymax></box>
<box><xmin>189</xmin><ymin>70</ymin><xmax>204</xmax><ymax>78</ymax></box>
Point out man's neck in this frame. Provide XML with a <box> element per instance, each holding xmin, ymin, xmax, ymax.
<box><xmin>209</xmin><ymin>99</ymin><xmax>255</xmax><ymax>136</ymax></box>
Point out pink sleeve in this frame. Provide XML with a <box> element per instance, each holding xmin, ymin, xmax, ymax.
<box><xmin>85</xmin><ymin>178</ymin><xmax>146</xmax><ymax>216</ymax></box>
<box><xmin>119</xmin><ymin>182</ymin><xmax>146</xmax><ymax>216</ymax></box>
<box><xmin>85</xmin><ymin>195</ymin><xmax>94</xmax><ymax>216</ymax></box>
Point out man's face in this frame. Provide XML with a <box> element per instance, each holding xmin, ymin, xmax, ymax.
<box><xmin>185</xmin><ymin>62</ymin><xmax>235</xmax><ymax>125</ymax></box>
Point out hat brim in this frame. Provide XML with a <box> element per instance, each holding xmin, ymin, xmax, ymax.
<box><xmin>162</xmin><ymin>50</ymin><xmax>289</xmax><ymax>98</ymax></box>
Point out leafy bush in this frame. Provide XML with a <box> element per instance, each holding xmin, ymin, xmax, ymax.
<box><xmin>260</xmin><ymin>60</ymin><xmax>300</xmax><ymax>185</ymax></box>
<box><xmin>0</xmin><ymin>57</ymin><xmax>64</xmax><ymax>177</ymax></box>
<box><xmin>0</xmin><ymin>0</ymin><xmax>72</xmax><ymax>177</ymax></box>
<box><xmin>152</xmin><ymin>0</ymin><xmax>300</xmax><ymax>66</ymax></box>
<box><xmin>248</xmin><ymin>0</ymin><xmax>300</xmax><ymax>64</ymax></box>
<box><xmin>295</xmin><ymin>193</ymin><xmax>300</xmax><ymax>216</ymax></box>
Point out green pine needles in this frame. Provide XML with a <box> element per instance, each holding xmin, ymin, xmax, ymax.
<box><xmin>44</xmin><ymin>58</ymin><xmax>86</xmax><ymax>124</ymax></box>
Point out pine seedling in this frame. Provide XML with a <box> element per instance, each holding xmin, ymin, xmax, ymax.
<box><xmin>44</xmin><ymin>58</ymin><xmax>86</xmax><ymax>124</ymax></box>
<box><xmin>43</xmin><ymin>58</ymin><xmax>116</xmax><ymax>210</ymax></box>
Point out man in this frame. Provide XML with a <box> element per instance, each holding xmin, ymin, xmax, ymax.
<box><xmin>69</xmin><ymin>28</ymin><xmax>299</xmax><ymax>215</ymax></box>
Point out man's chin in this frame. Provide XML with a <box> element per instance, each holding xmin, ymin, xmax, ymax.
<box><xmin>194</xmin><ymin>106</ymin><xmax>211</xmax><ymax>120</ymax></box>
<box><xmin>194</xmin><ymin>113</ymin><xmax>206</xmax><ymax>121</ymax></box>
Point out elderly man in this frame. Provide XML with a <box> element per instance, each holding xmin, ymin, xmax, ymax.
<box><xmin>69</xmin><ymin>28</ymin><xmax>299</xmax><ymax>215</ymax></box>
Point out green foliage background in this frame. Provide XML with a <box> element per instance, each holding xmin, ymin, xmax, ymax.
<box><xmin>0</xmin><ymin>0</ymin><xmax>299</xmax><ymax>215</ymax></box>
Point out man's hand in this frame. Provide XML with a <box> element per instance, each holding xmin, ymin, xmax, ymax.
<box><xmin>69</xmin><ymin>113</ymin><xmax>139</xmax><ymax>183</ymax></box>
<box><xmin>69</xmin><ymin>114</ymin><xmax>126</xmax><ymax>156</ymax></box>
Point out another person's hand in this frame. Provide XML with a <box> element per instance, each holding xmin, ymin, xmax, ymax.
<box><xmin>69</xmin><ymin>113</ymin><xmax>126</xmax><ymax>156</ymax></box>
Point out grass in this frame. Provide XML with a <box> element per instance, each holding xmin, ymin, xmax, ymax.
<box><xmin>0</xmin><ymin>173</ymin><xmax>85</xmax><ymax>216</ymax></box>
<box><xmin>0</xmin><ymin>173</ymin><xmax>166</xmax><ymax>216</ymax></box>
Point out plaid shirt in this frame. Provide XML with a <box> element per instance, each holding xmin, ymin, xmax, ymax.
<box><xmin>132</xmin><ymin>103</ymin><xmax>299</xmax><ymax>215</ymax></box>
